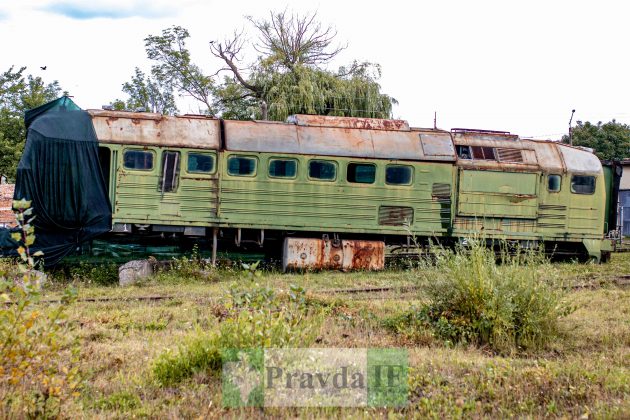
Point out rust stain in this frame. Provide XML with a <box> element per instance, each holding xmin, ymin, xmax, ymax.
<box><xmin>283</xmin><ymin>238</ymin><xmax>384</xmax><ymax>271</ymax></box>
<box><xmin>289</xmin><ymin>114</ymin><xmax>410</xmax><ymax>131</ymax></box>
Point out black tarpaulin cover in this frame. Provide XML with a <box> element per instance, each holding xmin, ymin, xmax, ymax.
<box><xmin>6</xmin><ymin>97</ymin><xmax>112</xmax><ymax>265</ymax></box>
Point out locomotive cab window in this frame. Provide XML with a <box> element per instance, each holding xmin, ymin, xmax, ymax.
<box><xmin>570</xmin><ymin>175</ymin><xmax>596</xmax><ymax>194</ymax></box>
<box><xmin>227</xmin><ymin>156</ymin><xmax>257</xmax><ymax>176</ymax></box>
<box><xmin>187</xmin><ymin>152</ymin><xmax>215</xmax><ymax>174</ymax></box>
<box><xmin>347</xmin><ymin>163</ymin><xmax>376</xmax><ymax>184</ymax></box>
<box><xmin>547</xmin><ymin>174</ymin><xmax>562</xmax><ymax>192</ymax></box>
<box><xmin>308</xmin><ymin>160</ymin><xmax>337</xmax><ymax>181</ymax></box>
<box><xmin>159</xmin><ymin>151</ymin><xmax>181</xmax><ymax>193</ymax></box>
<box><xmin>123</xmin><ymin>150</ymin><xmax>154</xmax><ymax>171</ymax></box>
<box><xmin>269</xmin><ymin>158</ymin><xmax>297</xmax><ymax>178</ymax></box>
<box><xmin>386</xmin><ymin>165</ymin><xmax>413</xmax><ymax>185</ymax></box>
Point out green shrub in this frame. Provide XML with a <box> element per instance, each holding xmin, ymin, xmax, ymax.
<box><xmin>0</xmin><ymin>199</ymin><xmax>80</xmax><ymax>418</ymax></box>
<box><xmin>410</xmin><ymin>239</ymin><xmax>570</xmax><ymax>353</ymax></box>
<box><xmin>153</xmin><ymin>282</ymin><xmax>321</xmax><ymax>386</ymax></box>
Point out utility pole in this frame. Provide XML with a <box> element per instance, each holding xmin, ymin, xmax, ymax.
<box><xmin>569</xmin><ymin>109</ymin><xmax>575</xmax><ymax>146</ymax></box>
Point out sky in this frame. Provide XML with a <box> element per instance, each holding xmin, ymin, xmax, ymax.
<box><xmin>1</xmin><ymin>0</ymin><xmax>630</xmax><ymax>140</ymax></box>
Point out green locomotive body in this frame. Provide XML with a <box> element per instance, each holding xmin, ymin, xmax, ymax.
<box><xmin>90</xmin><ymin>110</ymin><xmax>613</xmax><ymax>268</ymax></box>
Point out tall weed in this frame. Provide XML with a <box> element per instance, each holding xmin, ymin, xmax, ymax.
<box><xmin>411</xmin><ymin>239</ymin><xmax>570</xmax><ymax>353</ymax></box>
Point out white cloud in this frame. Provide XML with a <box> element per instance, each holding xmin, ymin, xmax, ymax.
<box><xmin>43</xmin><ymin>0</ymin><xmax>178</xmax><ymax>20</ymax></box>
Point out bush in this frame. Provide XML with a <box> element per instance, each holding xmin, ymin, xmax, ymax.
<box><xmin>0</xmin><ymin>199</ymin><xmax>80</xmax><ymax>418</ymax></box>
<box><xmin>410</xmin><ymin>239</ymin><xmax>570</xmax><ymax>353</ymax></box>
<box><xmin>153</xmin><ymin>280</ymin><xmax>321</xmax><ymax>386</ymax></box>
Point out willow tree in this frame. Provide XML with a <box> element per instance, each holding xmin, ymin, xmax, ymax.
<box><xmin>211</xmin><ymin>10</ymin><xmax>396</xmax><ymax>120</ymax></box>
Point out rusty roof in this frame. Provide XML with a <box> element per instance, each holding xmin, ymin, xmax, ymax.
<box><xmin>224</xmin><ymin>120</ymin><xmax>456</xmax><ymax>162</ymax></box>
<box><xmin>88</xmin><ymin>110</ymin><xmax>220</xmax><ymax>150</ymax></box>
<box><xmin>453</xmin><ymin>132</ymin><xmax>602</xmax><ymax>175</ymax></box>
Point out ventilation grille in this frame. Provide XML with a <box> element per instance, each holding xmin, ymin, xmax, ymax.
<box><xmin>432</xmin><ymin>183</ymin><xmax>451</xmax><ymax>198</ymax></box>
<box><xmin>496</xmin><ymin>148</ymin><xmax>524</xmax><ymax>163</ymax></box>
<box><xmin>378</xmin><ymin>206</ymin><xmax>414</xmax><ymax>226</ymax></box>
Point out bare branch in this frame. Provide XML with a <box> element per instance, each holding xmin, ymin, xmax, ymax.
<box><xmin>247</xmin><ymin>10</ymin><xmax>346</xmax><ymax>70</ymax></box>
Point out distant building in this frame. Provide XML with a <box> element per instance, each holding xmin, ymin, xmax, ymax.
<box><xmin>619</xmin><ymin>160</ymin><xmax>630</xmax><ymax>236</ymax></box>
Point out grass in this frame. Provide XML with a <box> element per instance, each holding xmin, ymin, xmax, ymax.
<box><xmin>6</xmin><ymin>253</ymin><xmax>630</xmax><ymax>417</ymax></box>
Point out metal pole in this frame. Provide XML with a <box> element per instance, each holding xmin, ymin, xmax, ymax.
<box><xmin>212</xmin><ymin>227</ymin><xmax>218</xmax><ymax>267</ymax></box>
<box><xmin>569</xmin><ymin>109</ymin><xmax>575</xmax><ymax>146</ymax></box>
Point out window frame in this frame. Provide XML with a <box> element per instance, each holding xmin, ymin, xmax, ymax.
<box><xmin>159</xmin><ymin>150</ymin><xmax>181</xmax><ymax>193</ymax></box>
<box><xmin>186</xmin><ymin>151</ymin><xmax>216</xmax><ymax>175</ymax></box>
<box><xmin>547</xmin><ymin>174</ymin><xmax>562</xmax><ymax>193</ymax></box>
<box><xmin>347</xmin><ymin>162</ymin><xmax>377</xmax><ymax>184</ymax></box>
<box><xmin>570</xmin><ymin>175</ymin><xmax>596</xmax><ymax>195</ymax></box>
<box><xmin>307</xmin><ymin>159</ymin><xmax>338</xmax><ymax>182</ymax></box>
<box><xmin>226</xmin><ymin>155</ymin><xmax>258</xmax><ymax>177</ymax></box>
<box><xmin>268</xmin><ymin>157</ymin><xmax>298</xmax><ymax>179</ymax></box>
<box><xmin>385</xmin><ymin>164</ymin><xmax>414</xmax><ymax>186</ymax></box>
<box><xmin>122</xmin><ymin>149</ymin><xmax>155</xmax><ymax>171</ymax></box>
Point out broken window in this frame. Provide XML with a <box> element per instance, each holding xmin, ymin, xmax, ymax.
<box><xmin>159</xmin><ymin>151</ymin><xmax>180</xmax><ymax>193</ymax></box>
<box><xmin>548</xmin><ymin>174</ymin><xmax>561</xmax><ymax>192</ymax></box>
<box><xmin>269</xmin><ymin>158</ymin><xmax>298</xmax><ymax>178</ymax></box>
<box><xmin>227</xmin><ymin>156</ymin><xmax>257</xmax><ymax>176</ymax></box>
<box><xmin>571</xmin><ymin>175</ymin><xmax>596</xmax><ymax>194</ymax></box>
<box><xmin>123</xmin><ymin>150</ymin><xmax>154</xmax><ymax>170</ymax></box>
<box><xmin>308</xmin><ymin>160</ymin><xmax>336</xmax><ymax>181</ymax></box>
<box><xmin>347</xmin><ymin>163</ymin><xmax>376</xmax><ymax>184</ymax></box>
<box><xmin>471</xmin><ymin>146</ymin><xmax>496</xmax><ymax>160</ymax></box>
<box><xmin>187</xmin><ymin>152</ymin><xmax>215</xmax><ymax>173</ymax></box>
<box><xmin>386</xmin><ymin>165</ymin><xmax>412</xmax><ymax>185</ymax></box>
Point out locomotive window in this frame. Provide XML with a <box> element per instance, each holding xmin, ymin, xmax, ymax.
<box><xmin>227</xmin><ymin>156</ymin><xmax>257</xmax><ymax>176</ymax></box>
<box><xmin>123</xmin><ymin>150</ymin><xmax>154</xmax><ymax>171</ymax></box>
<box><xmin>347</xmin><ymin>163</ymin><xmax>376</xmax><ymax>184</ymax></box>
<box><xmin>159</xmin><ymin>151</ymin><xmax>180</xmax><ymax>193</ymax></box>
<box><xmin>548</xmin><ymin>174</ymin><xmax>561</xmax><ymax>192</ymax></box>
<box><xmin>456</xmin><ymin>145</ymin><xmax>472</xmax><ymax>159</ymax></box>
<box><xmin>268</xmin><ymin>159</ymin><xmax>297</xmax><ymax>178</ymax></box>
<box><xmin>471</xmin><ymin>146</ymin><xmax>497</xmax><ymax>160</ymax></box>
<box><xmin>386</xmin><ymin>165</ymin><xmax>413</xmax><ymax>185</ymax></box>
<box><xmin>308</xmin><ymin>160</ymin><xmax>337</xmax><ymax>181</ymax></box>
<box><xmin>187</xmin><ymin>153</ymin><xmax>215</xmax><ymax>174</ymax></box>
<box><xmin>571</xmin><ymin>175</ymin><xmax>596</xmax><ymax>194</ymax></box>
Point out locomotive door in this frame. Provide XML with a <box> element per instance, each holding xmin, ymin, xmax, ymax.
<box><xmin>177</xmin><ymin>150</ymin><xmax>219</xmax><ymax>224</ymax></box>
<box><xmin>158</xmin><ymin>150</ymin><xmax>181</xmax><ymax>217</ymax></box>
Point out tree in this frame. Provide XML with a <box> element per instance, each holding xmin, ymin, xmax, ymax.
<box><xmin>139</xmin><ymin>10</ymin><xmax>395</xmax><ymax>120</ymax></box>
<box><xmin>110</xmin><ymin>67</ymin><xmax>178</xmax><ymax>114</ymax></box>
<box><xmin>563</xmin><ymin>120</ymin><xmax>630</xmax><ymax>161</ymax></box>
<box><xmin>0</xmin><ymin>66</ymin><xmax>63</xmax><ymax>179</ymax></box>
<box><xmin>210</xmin><ymin>10</ymin><xmax>396</xmax><ymax>120</ymax></box>
<box><xmin>144</xmin><ymin>26</ymin><xmax>215</xmax><ymax>115</ymax></box>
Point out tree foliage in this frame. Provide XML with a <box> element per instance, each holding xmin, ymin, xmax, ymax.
<box><xmin>0</xmin><ymin>67</ymin><xmax>63</xmax><ymax>179</ymax></box>
<box><xmin>563</xmin><ymin>120</ymin><xmax>630</xmax><ymax>161</ymax></box>
<box><xmin>111</xmin><ymin>67</ymin><xmax>178</xmax><ymax>114</ymax></box>
<box><xmin>145</xmin><ymin>26</ymin><xmax>215</xmax><ymax>115</ymax></box>
<box><xmin>137</xmin><ymin>10</ymin><xmax>395</xmax><ymax>120</ymax></box>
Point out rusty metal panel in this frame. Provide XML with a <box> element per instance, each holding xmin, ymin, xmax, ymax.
<box><xmin>282</xmin><ymin>238</ymin><xmax>384</xmax><ymax>271</ymax></box>
<box><xmin>557</xmin><ymin>144</ymin><xmax>602</xmax><ymax>175</ymax></box>
<box><xmin>419</xmin><ymin>133</ymin><xmax>456</xmax><ymax>157</ymax></box>
<box><xmin>225</xmin><ymin>120</ymin><xmax>457</xmax><ymax>162</ymax></box>
<box><xmin>288</xmin><ymin>114</ymin><xmax>410</xmax><ymax>131</ymax></box>
<box><xmin>89</xmin><ymin>110</ymin><xmax>220</xmax><ymax>149</ymax></box>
